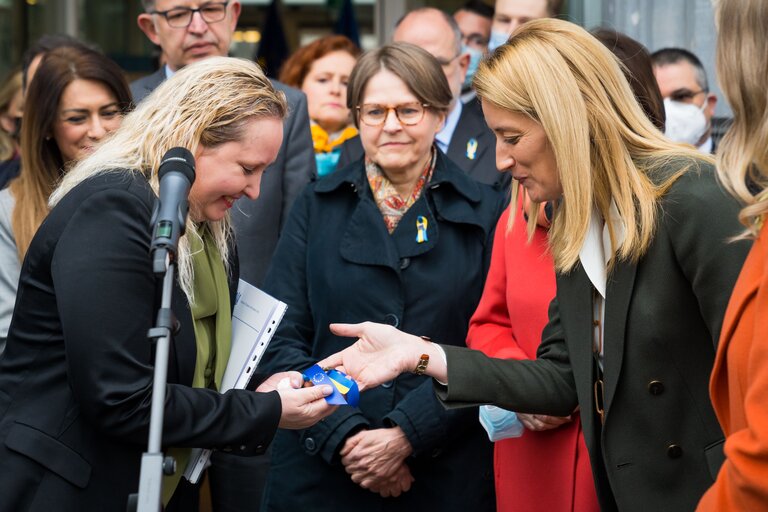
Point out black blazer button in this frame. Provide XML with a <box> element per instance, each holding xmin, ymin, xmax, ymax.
<box><xmin>383</xmin><ymin>314</ymin><xmax>399</xmax><ymax>328</ymax></box>
<box><xmin>399</xmin><ymin>257</ymin><xmax>411</xmax><ymax>270</ymax></box>
<box><xmin>304</xmin><ymin>437</ymin><xmax>316</xmax><ymax>452</ymax></box>
<box><xmin>648</xmin><ymin>380</ymin><xmax>665</xmax><ymax>395</ymax></box>
<box><xmin>667</xmin><ymin>444</ymin><xmax>683</xmax><ymax>459</ymax></box>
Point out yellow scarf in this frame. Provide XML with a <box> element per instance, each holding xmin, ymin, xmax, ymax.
<box><xmin>311</xmin><ymin>123</ymin><xmax>358</xmax><ymax>154</ymax></box>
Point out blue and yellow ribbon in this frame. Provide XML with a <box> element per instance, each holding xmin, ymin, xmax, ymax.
<box><xmin>416</xmin><ymin>216</ymin><xmax>429</xmax><ymax>243</ymax></box>
<box><xmin>302</xmin><ymin>364</ymin><xmax>360</xmax><ymax>406</ymax></box>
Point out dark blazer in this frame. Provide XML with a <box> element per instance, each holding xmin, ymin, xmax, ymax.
<box><xmin>0</xmin><ymin>172</ymin><xmax>281</xmax><ymax>511</ymax></box>
<box><xmin>337</xmin><ymin>98</ymin><xmax>509</xmax><ymax>193</ymax></box>
<box><xmin>130</xmin><ymin>71</ymin><xmax>317</xmax><ymax>287</ymax></box>
<box><xmin>437</xmin><ymin>162</ymin><xmax>751</xmax><ymax>512</ymax></box>
<box><xmin>129</xmin><ymin>67</ymin><xmax>166</xmax><ymax>104</ymax></box>
<box><xmin>258</xmin><ymin>152</ymin><xmax>503</xmax><ymax>511</ymax></box>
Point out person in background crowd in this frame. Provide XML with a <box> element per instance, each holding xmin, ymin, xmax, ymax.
<box><xmin>20</xmin><ymin>34</ymin><xmax>93</xmax><ymax>97</ymax></box>
<box><xmin>0</xmin><ymin>71</ymin><xmax>22</xmax><ymax>189</ymax></box>
<box><xmin>0</xmin><ymin>56</ymin><xmax>335</xmax><ymax>512</ymax></box>
<box><xmin>593</xmin><ymin>28</ymin><xmax>665</xmax><ymax>132</ymax></box>
<box><xmin>0</xmin><ymin>45</ymin><xmax>131</xmax><ymax>358</ymax></box>
<box><xmin>453</xmin><ymin>0</ymin><xmax>494</xmax><ymax>103</ymax></box>
<box><xmin>488</xmin><ymin>0</ymin><xmax>559</xmax><ymax>52</ymax></box>
<box><xmin>318</xmin><ymin>19</ymin><xmax>751</xmax><ymax>512</ymax></box>
<box><xmin>697</xmin><ymin>0</ymin><xmax>768</xmax><ymax>509</ymax></box>
<box><xmin>651</xmin><ymin>47</ymin><xmax>720</xmax><ymax>152</ymax></box>
<box><xmin>279</xmin><ymin>35</ymin><xmax>361</xmax><ymax>177</ymax></box>
<box><xmin>259</xmin><ymin>42</ymin><xmax>501</xmax><ymax>512</ymax></box>
<box><xmin>338</xmin><ymin>7</ymin><xmax>508</xmax><ymax>194</ymax></box>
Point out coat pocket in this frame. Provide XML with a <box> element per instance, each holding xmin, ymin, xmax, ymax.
<box><xmin>4</xmin><ymin>422</ymin><xmax>92</xmax><ymax>489</ymax></box>
<box><xmin>703</xmin><ymin>438</ymin><xmax>725</xmax><ymax>481</ymax></box>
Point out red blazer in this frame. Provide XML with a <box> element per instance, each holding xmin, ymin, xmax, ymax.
<box><xmin>698</xmin><ymin>227</ymin><xmax>768</xmax><ymax>510</ymax></box>
<box><xmin>467</xmin><ymin>204</ymin><xmax>599</xmax><ymax>512</ymax></box>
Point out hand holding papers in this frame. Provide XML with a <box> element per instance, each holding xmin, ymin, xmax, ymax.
<box><xmin>184</xmin><ymin>280</ymin><xmax>287</xmax><ymax>484</ymax></box>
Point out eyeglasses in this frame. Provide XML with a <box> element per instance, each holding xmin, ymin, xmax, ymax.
<box><xmin>434</xmin><ymin>52</ymin><xmax>461</xmax><ymax>67</ymax></box>
<box><xmin>668</xmin><ymin>88</ymin><xmax>707</xmax><ymax>104</ymax></box>
<box><xmin>150</xmin><ymin>1</ymin><xmax>229</xmax><ymax>28</ymax></box>
<box><xmin>357</xmin><ymin>102</ymin><xmax>430</xmax><ymax>126</ymax></box>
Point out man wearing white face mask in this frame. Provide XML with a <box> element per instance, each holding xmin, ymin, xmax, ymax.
<box><xmin>652</xmin><ymin>48</ymin><xmax>719</xmax><ymax>153</ymax></box>
<box><xmin>453</xmin><ymin>0</ymin><xmax>494</xmax><ymax>103</ymax></box>
<box><xmin>488</xmin><ymin>0</ymin><xmax>560</xmax><ymax>53</ymax></box>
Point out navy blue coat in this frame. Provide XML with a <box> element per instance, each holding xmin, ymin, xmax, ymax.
<box><xmin>259</xmin><ymin>151</ymin><xmax>503</xmax><ymax>511</ymax></box>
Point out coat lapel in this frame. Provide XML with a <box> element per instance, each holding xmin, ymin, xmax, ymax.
<box><xmin>446</xmin><ymin>100</ymin><xmax>491</xmax><ymax>178</ymax></box>
<box><xmin>603</xmin><ymin>259</ymin><xmax>638</xmax><ymax>415</ymax></box>
<box><xmin>338</xmin><ymin>197</ymin><xmax>401</xmax><ymax>270</ymax></box>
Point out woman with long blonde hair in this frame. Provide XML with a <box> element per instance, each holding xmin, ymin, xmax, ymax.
<box><xmin>0</xmin><ymin>57</ymin><xmax>334</xmax><ymax>511</ymax></box>
<box><xmin>697</xmin><ymin>0</ymin><xmax>768</xmax><ymax>509</ymax></box>
<box><xmin>317</xmin><ymin>19</ymin><xmax>751</xmax><ymax>512</ymax></box>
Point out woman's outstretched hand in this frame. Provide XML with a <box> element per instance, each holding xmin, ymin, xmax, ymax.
<box><xmin>320</xmin><ymin>322</ymin><xmax>445</xmax><ymax>390</ymax></box>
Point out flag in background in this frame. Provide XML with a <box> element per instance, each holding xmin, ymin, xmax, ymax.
<box><xmin>333</xmin><ymin>0</ymin><xmax>360</xmax><ymax>48</ymax></box>
<box><xmin>255</xmin><ymin>0</ymin><xmax>289</xmax><ymax>78</ymax></box>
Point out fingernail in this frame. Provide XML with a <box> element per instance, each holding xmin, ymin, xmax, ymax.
<box><xmin>322</xmin><ymin>385</ymin><xmax>333</xmax><ymax>396</ymax></box>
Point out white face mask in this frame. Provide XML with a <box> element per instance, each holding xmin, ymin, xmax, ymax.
<box><xmin>663</xmin><ymin>97</ymin><xmax>708</xmax><ymax>146</ymax></box>
<box><xmin>487</xmin><ymin>30</ymin><xmax>509</xmax><ymax>53</ymax></box>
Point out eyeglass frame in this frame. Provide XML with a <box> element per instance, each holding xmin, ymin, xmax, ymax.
<box><xmin>149</xmin><ymin>1</ymin><xmax>230</xmax><ymax>29</ymax></box>
<box><xmin>666</xmin><ymin>88</ymin><xmax>708</xmax><ymax>104</ymax></box>
<box><xmin>356</xmin><ymin>102</ymin><xmax>432</xmax><ymax>127</ymax></box>
<box><xmin>433</xmin><ymin>51</ymin><xmax>462</xmax><ymax>67</ymax></box>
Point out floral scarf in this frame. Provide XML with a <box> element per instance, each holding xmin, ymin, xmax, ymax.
<box><xmin>366</xmin><ymin>148</ymin><xmax>436</xmax><ymax>233</ymax></box>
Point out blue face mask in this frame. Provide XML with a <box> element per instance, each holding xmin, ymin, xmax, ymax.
<box><xmin>462</xmin><ymin>45</ymin><xmax>484</xmax><ymax>90</ymax></box>
<box><xmin>488</xmin><ymin>30</ymin><xmax>510</xmax><ymax>53</ymax></box>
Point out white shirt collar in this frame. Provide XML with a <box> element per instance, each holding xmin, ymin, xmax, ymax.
<box><xmin>697</xmin><ymin>136</ymin><xmax>713</xmax><ymax>154</ymax></box>
<box><xmin>164</xmin><ymin>64</ymin><xmax>175</xmax><ymax>79</ymax></box>
<box><xmin>578</xmin><ymin>200</ymin><xmax>626</xmax><ymax>298</ymax></box>
<box><xmin>435</xmin><ymin>100</ymin><xmax>463</xmax><ymax>153</ymax></box>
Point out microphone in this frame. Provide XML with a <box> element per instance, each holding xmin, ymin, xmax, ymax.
<box><xmin>149</xmin><ymin>147</ymin><xmax>196</xmax><ymax>274</ymax></box>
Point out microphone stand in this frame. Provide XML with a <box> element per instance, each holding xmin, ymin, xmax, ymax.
<box><xmin>128</xmin><ymin>249</ymin><xmax>179</xmax><ymax>512</ymax></box>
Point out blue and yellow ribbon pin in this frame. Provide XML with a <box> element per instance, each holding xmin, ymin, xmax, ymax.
<box><xmin>302</xmin><ymin>364</ymin><xmax>360</xmax><ymax>406</ymax></box>
<box><xmin>416</xmin><ymin>216</ymin><xmax>429</xmax><ymax>243</ymax></box>
<box><xmin>466</xmin><ymin>138</ymin><xmax>478</xmax><ymax>160</ymax></box>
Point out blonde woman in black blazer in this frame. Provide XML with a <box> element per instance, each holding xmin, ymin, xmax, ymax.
<box><xmin>0</xmin><ymin>57</ymin><xmax>334</xmax><ymax>512</ymax></box>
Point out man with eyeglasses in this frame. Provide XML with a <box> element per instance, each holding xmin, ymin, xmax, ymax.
<box><xmin>651</xmin><ymin>48</ymin><xmax>722</xmax><ymax>153</ymax></box>
<box><xmin>337</xmin><ymin>7</ymin><xmax>508</xmax><ymax>194</ymax></box>
<box><xmin>132</xmin><ymin>4</ymin><xmax>315</xmax><ymax>510</ymax></box>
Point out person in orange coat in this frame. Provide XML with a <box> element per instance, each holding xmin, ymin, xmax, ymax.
<box><xmin>697</xmin><ymin>0</ymin><xmax>768</xmax><ymax>509</ymax></box>
<box><xmin>467</xmin><ymin>191</ymin><xmax>599</xmax><ymax>511</ymax></box>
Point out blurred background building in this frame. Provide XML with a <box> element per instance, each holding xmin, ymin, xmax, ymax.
<box><xmin>0</xmin><ymin>0</ymin><xmax>726</xmax><ymax>116</ymax></box>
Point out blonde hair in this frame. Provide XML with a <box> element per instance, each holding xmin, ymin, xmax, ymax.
<box><xmin>715</xmin><ymin>0</ymin><xmax>768</xmax><ymax>236</ymax></box>
<box><xmin>51</xmin><ymin>57</ymin><xmax>287</xmax><ymax>301</ymax></box>
<box><xmin>474</xmin><ymin>18</ymin><xmax>711</xmax><ymax>273</ymax></box>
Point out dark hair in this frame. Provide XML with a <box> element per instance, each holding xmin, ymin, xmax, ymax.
<box><xmin>651</xmin><ymin>47</ymin><xmax>709</xmax><ymax>92</ymax></box>
<box><xmin>593</xmin><ymin>28</ymin><xmax>665</xmax><ymax>131</ymax></box>
<box><xmin>21</xmin><ymin>34</ymin><xmax>95</xmax><ymax>91</ymax></box>
<box><xmin>278</xmin><ymin>35</ymin><xmax>361</xmax><ymax>89</ymax></box>
<box><xmin>12</xmin><ymin>45</ymin><xmax>132</xmax><ymax>259</ymax></box>
<box><xmin>347</xmin><ymin>42</ymin><xmax>452</xmax><ymax>129</ymax></box>
<box><xmin>455</xmin><ymin>0</ymin><xmax>494</xmax><ymax>19</ymax></box>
